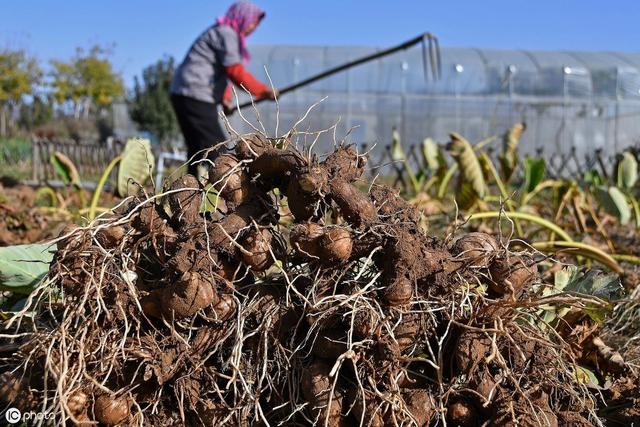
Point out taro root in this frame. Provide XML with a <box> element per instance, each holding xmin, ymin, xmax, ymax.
<box><xmin>557</xmin><ymin>412</ymin><xmax>592</xmax><ymax>427</ymax></box>
<box><xmin>141</xmin><ymin>290</ymin><xmax>163</xmax><ymax>319</ymax></box>
<box><xmin>451</xmin><ymin>232</ymin><xmax>499</xmax><ymax>267</ymax></box>
<box><xmin>212</xmin><ymin>293</ymin><xmax>236</xmax><ymax>321</ymax></box>
<box><xmin>290</xmin><ymin>223</ymin><xmax>325</xmax><ymax>257</ymax></box>
<box><xmin>403</xmin><ymin>389</ymin><xmax>435</xmax><ymax>426</ymax></box>
<box><xmin>93</xmin><ymin>394</ymin><xmax>130</xmax><ymax>426</ymax></box>
<box><xmin>161</xmin><ymin>272</ymin><xmax>218</xmax><ymax>318</ymax></box>
<box><xmin>235</xmin><ymin>133</ymin><xmax>271</xmax><ymax>159</ymax></box>
<box><xmin>301</xmin><ymin>360</ymin><xmax>346</xmax><ymax>426</ymax></box>
<box><xmin>167</xmin><ymin>175</ymin><xmax>202</xmax><ymax>226</ymax></box>
<box><xmin>2</xmin><ymin>133</ymin><xmax>612</xmax><ymax>426</ymax></box>
<box><xmin>471</xmin><ymin>369</ymin><xmax>498</xmax><ymax>408</ymax></box>
<box><xmin>489</xmin><ymin>255</ymin><xmax>537</xmax><ymax>296</ymax></box>
<box><xmin>353</xmin><ymin>309</ymin><xmax>376</xmax><ymax>339</ymax></box>
<box><xmin>347</xmin><ymin>387</ymin><xmax>385</xmax><ymax>427</ymax></box>
<box><xmin>290</xmin><ymin>223</ymin><xmax>353</xmax><ymax>264</ymax></box>
<box><xmin>329</xmin><ymin>178</ymin><xmax>377</xmax><ymax>226</ymax></box>
<box><xmin>248</xmin><ymin>147</ymin><xmax>304</xmax><ymax>188</ymax></box>
<box><xmin>393</xmin><ymin>312</ymin><xmax>422</xmax><ymax>351</ymax></box>
<box><xmin>312</xmin><ymin>328</ymin><xmax>348</xmax><ymax>360</ymax></box>
<box><xmin>209</xmin><ymin>154</ymin><xmax>250</xmax><ymax>206</ymax></box>
<box><xmin>447</xmin><ymin>399</ymin><xmax>476</xmax><ymax>427</ymax></box>
<box><xmin>95</xmin><ymin>225</ymin><xmax>126</xmax><ymax>248</ymax></box>
<box><xmin>240</xmin><ymin>228</ymin><xmax>274</xmax><ymax>272</ymax></box>
<box><xmin>492</xmin><ymin>392</ymin><xmax>557</xmax><ymax>427</ymax></box>
<box><xmin>67</xmin><ymin>390</ymin><xmax>88</xmax><ymax>415</ymax></box>
<box><xmin>384</xmin><ymin>276</ymin><xmax>413</xmax><ymax>306</ymax></box>
<box><xmin>0</xmin><ymin>372</ymin><xmax>21</xmax><ymax>403</ymax></box>
<box><xmin>318</xmin><ymin>228</ymin><xmax>353</xmax><ymax>263</ymax></box>
<box><xmin>286</xmin><ymin>177</ymin><xmax>322</xmax><ymax>221</ymax></box>
<box><xmin>454</xmin><ymin>330</ymin><xmax>493</xmax><ymax>374</ymax></box>
<box><xmin>207</xmin><ymin>199</ymin><xmax>270</xmax><ymax>250</ymax></box>
<box><xmin>56</xmin><ymin>224</ymin><xmax>82</xmax><ymax>251</ymax></box>
<box><xmin>370</xmin><ymin>184</ymin><xmax>420</xmax><ymax>223</ymax></box>
<box><xmin>73</xmin><ymin>411</ymin><xmax>94</xmax><ymax>427</ymax></box>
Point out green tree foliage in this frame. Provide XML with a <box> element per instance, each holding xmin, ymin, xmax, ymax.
<box><xmin>129</xmin><ymin>56</ymin><xmax>179</xmax><ymax>144</ymax></box>
<box><xmin>18</xmin><ymin>94</ymin><xmax>54</xmax><ymax>131</ymax></box>
<box><xmin>0</xmin><ymin>49</ymin><xmax>41</xmax><ymax>136</ymax></box>
<box><xmin>50</xmin><ymin>46</ymin><xmax>124</xmax><ymax>119</ymax></box>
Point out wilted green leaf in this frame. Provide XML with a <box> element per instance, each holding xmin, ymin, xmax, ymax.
<box><xmin>617</xmin><ymin>151</ymin><xmax>638</xmax><ymax>190</ymax></box>
<box><xmin>498</xmin><ymin>123</ymin><xmax>526</xmax><ymax>183</ymax></box>
<box><xmin>541</xmin><ymin>266</ymin><xmax>622</xmax><ymax>325</ymax></box>
<box><xmin>390</xmin><ymin>127</ymin><xmax>406</xmax><ymax>161</ymax></box>
<box><xmin>523</xmin><ymin>157</ymin><xmax>545</xmax><ymax>193</ymax></box>
<box><xmin>0</xmin><ymin>243</ymin><xmax>55</xmax><ymax>294</ymax></box>
<box><xmin>553</xmin><ymin>265</ymin><xmax>578</xmax><ymax>293</ymax></box>
<box><xmin>117</xmin><ymin>137</ymin><xmax>154</xmax><ymax>197</ymax></box>
<box><xmin>448</xmin><ymin>132</ymin><xmax>486</xmax><ymax>199</ymax></box>
<box><xmin>593</xmin><ymin>186</ymin><xmax>631</xmax><ymax>225</ymax></box>
<box><xmin>456</xmin><ymin>181</ymin><xmax>480</xmax><ymax>210</ymax></box>
<box><xmin>51</xmin><ymin>152</ymin><xmax>80</xmax><ymax>186</ymax></box>
<box><xmin>421</xmin><ymin>138</ymin><xmax>445</xmax><ymax>173</ymax></box>
<box><xmin>575</xmin><ymin>365</ymin><xmax>600</xmax><ymax>386</ymax></box>
<box><xmin>584</xmin><ymin>170</ymin><xmax>604</xmax><ymax>186</ymax></box>
<box><xmin>563</xmin><ymin>268</ymin><xmax>624</xmax><ymax>301</ymax></box>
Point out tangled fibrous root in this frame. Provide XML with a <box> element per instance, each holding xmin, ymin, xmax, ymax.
<box><xmin>0</xmin><ymin>130</ymin><xmax>637</xmax><ymax>426</ymax></box>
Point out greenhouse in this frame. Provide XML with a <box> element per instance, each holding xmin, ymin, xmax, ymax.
<box><xmin>232</xmin><ymin>44</ymin><xmax>640</xmax><ymax>157</ymax></box>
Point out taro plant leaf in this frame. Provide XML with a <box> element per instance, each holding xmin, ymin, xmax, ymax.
<box><xmin>540</xmin><ymin>266</ymin><xmax>577</xmax><ymax>324</ymax></box>
<box><xmin>617</xmin><ymin>151</ymin><xmax>638</xmax><ymax>190</ymax></box>
<box><xmin>542</xmin><ymin>266</ymin><xmax>622</xmax><ymax>325</ymax></box>
<box><xmin>390</xmin><ymin>127</ymin><xmax>405</xmax><ymax>161</ymax></box>
<box><xmin>390</xmin><ymin>127</ymin><xmax>421</xmax><ymax>194</ymax></box>
<box><xmin>448</xmin><ymin>132</ymin><xmax>486</xmax><ymax>199</ymax></box>
<box><xmin>0</xmin><ymin>243</ymin><xmax>55</xmax><ymax>294</ymax></box>
<box><xmin>51</xmin><ymin>152</ymin><xmax>80</xmax><ymax>186</ymax></box>
<box><xmin>630</xmin><ymin>195</ymin><xmax>640</xmax><ymax>228</ymax></box>
<box><xmin>117</xmin><ymin>137</ymin><xmax>155</xmax><ymax>197</ymax></box>
<box><xmin>563</xmin><ymin>268</ymin><xmax>624</xmax><ymax>301</ymax></box>
<box><xmin>422</xmin><ymin>137</ymin><xmax>446</xmax><ymax>175</ymax></box>
<box><xmin>456</xmin><ymin>181</ymin><xmax>479</xmax><ymax>211</ymax></box>
<box><xmin>564</xmin><ymin>267</ymin><xmax>623</xmax><ymax>323</ymax></box>
<box><xmin>584</xmin><ymin>170</ymin><xmax>604</xmax><ymax>187</ymax></box>
<box><xmin>498</xmin><ymin>123</ymin><xmax>526</xmax><ymax>184</ymax></box>
<box><xmin>593</xmin><ymin>186</ymin><xmax>631</xmax><ymax>225</ymax></box>
<box><xmin>575</xmin><ymin>365</ymin><xmax>600</xmax><ymax>387</ymax></box>
<box><xmin>523</xmin><ymin>156</ymin><xmax>545</xmax><ymax>194</ymax></box>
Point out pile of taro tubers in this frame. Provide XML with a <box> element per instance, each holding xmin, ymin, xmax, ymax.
<box><xmin>0</xmin><ymin>132</ymin><xmax>638</xmax><ymax>426</ymax></box>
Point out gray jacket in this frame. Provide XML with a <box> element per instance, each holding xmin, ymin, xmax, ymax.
<box><xmin>171</xmin><ymin>25</ymin><xmax>242</xmax><ymax>104</ymax></box>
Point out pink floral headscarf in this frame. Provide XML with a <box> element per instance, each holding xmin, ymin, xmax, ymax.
<box><xmin>216</xmin><ymin>1</ymin><xmax>265</xmax><ymax>61</ymax></box>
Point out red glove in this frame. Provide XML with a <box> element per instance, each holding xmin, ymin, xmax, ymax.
<box><xmin>224</xmin><ymin>63</ymin><xmax>270</xmax><ymax>99</ymax></box>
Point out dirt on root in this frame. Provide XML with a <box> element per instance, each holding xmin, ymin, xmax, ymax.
<box><xmin>0</xmin><ymin>132</ymin><xmax>637</xmax><ymax>426</ymax></box>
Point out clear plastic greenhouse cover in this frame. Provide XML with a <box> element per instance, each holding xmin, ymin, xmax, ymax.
<box><xmin>229</xmin><ymin>44</ymin><xmax>640</xmax><ymax>157</ymax></box>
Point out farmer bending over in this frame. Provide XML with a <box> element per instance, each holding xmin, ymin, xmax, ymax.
<box><xmin>170</xmin><ymin>1</ymin><xmax>276</xmax><ymax>175</ymax></box>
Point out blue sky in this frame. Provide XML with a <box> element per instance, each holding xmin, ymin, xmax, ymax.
<box><xmin>3</xmin><ymin>0</ymin><xmax>638</xmax><ymax>87</ymax></box>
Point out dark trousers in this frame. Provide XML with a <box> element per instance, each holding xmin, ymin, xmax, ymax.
<box><xmin>170</xmin><ymin>94</ymin><xmax>227</xmax><ymax>176</ymax></box>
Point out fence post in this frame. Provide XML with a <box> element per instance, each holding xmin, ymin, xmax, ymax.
<box><xmin>31</xmin><ymin>140</ymin><xmax>39</xmax><ymax>182</ymax></box>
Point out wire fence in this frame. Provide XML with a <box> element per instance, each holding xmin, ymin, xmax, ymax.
<box><xmin>1</xmin><ymin>138</ymin><xmax>638</xmax><ymax>191</ymax></box>
<box><xmin>361</xmin><ymin>141</ymin><xmax>640</xmax><ymax>188</ymax></box>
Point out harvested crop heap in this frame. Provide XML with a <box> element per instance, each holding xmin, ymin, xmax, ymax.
<box><xmin>1</xmin><ymin>133</ymin><xmax>638</xmax><ymax>426</ymax></box>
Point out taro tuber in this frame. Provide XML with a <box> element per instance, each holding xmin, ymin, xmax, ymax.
<box><xmin>290</xmin><ymin>223</ymin><xmax>353</xmax><ymax>264</ymax></box>
<box><xmin>240</xmin><ymin>228</ymin><xmax>274</xmax><ymax>272</ymax></box>
<box><xmin>208</xmin><ymin>153</ymin><xmax>250</xmax><ymax>206</ymax></box>
<box><xmin>93</xmin><ymin>394</ymin><xmax>130</xmax><ymax>426</ymax></box>
<box><xmin>161</xmin><ymin>272</ymin><xmax>218</xmax><ymax>318</ymax></box>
